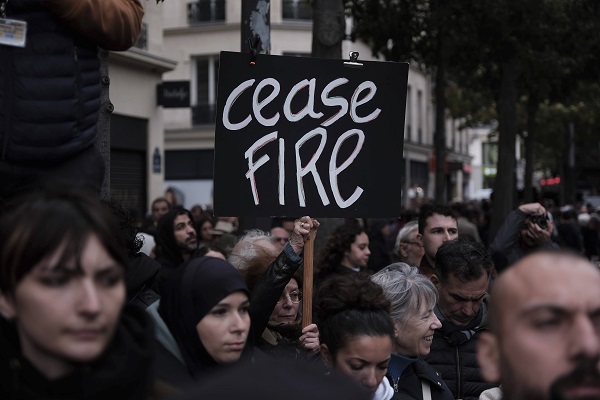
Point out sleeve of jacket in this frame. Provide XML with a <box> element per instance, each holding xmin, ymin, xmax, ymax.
<box><xmin>41</xmin><ymin>0</ymin><xmax>145</xmax><ymax>51</ymax></box>
<box><xmin>489</xmin><ymin>209</ymin><xmax>528</xmax><ymax>272</ymax></box>
<box><xmin>248</xmin><ymin>244</ymin><xmax>303</xmax><ymax>344</ymax></box>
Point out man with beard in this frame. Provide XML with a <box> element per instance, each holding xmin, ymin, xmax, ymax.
<box><xmin>153</xmin><ymin>209</ymin><xmax>199</xmax><ymax>295</ymax></box>
<box><xmin>477</xmin><ymin>250</ymin><xmax>600</xmax><ymax>400</ymax></box>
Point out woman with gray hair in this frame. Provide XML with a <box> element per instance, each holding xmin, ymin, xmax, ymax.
<box><xmin>371</xmin><ymin>263</ymin><xmax>453</xmax><ymax>400</ymax></box>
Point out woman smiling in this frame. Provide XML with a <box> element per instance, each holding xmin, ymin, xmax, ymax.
<box><xmin>371</xmin><ymin>263</ymin><xmax>453</xmax><ymax>400</ymax></box>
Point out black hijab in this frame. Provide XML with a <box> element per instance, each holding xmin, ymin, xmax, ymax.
<box><xmin>158</xmin><ymin>256</ymin><xmax>250</xmax><ymax>376</ymax></box>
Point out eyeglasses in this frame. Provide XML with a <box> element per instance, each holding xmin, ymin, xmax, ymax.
<box><xmin>402</xmin><ymin>241</ymin><xmax>423</xmax><ymax>247</ymax></box>
<box><xmin>274</xmin><ymin>237</ymin><xmax>288</xmax><ymax>243</ymax></box>
<box><xmin>277</xmin><ymin>291</ymin><xmax>302</xmax><ymax>304</ymax></box>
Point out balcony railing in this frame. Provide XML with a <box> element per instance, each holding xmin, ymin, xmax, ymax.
<box><xmin>188</xmin><ymin>0</ymin><xmax>225</xmax><ymax>24</ymax></box>
<box><xmin>192</xmin><ymin>103</ymin><xmax>217</xmax><ymax>125</ymax></box>
<box><xmin>282</xmin><ymin>0</ymin><xmax>312</xmax><ymax>21</ymax></box>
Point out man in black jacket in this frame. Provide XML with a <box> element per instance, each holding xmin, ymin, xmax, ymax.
<box><xmin>424</xmin><ymin>238</ymin><xmax>498</xmax><ymax>399</ymax></box>
<box><xmin>490</xmin><ymin>202</ymin><xmax>559</xmax><ymax>273</ymax></box>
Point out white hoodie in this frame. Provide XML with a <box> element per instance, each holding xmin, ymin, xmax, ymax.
<box><xmin>372</xmin><ymin>378</ymin><xmax>394</xmax><ymax>400</ymax></box>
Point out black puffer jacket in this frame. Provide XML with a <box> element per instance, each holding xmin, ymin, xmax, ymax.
<box><xmin>126</xmin><ymin>252</ymin><xmax>161</xmax><ymax>308</ymax></box>
<box><xmin>0</xmin><ymin>305</ymin><xmax>155</xmax><ymax>399</ymax></box>
<box><xmin>422</xmin><ymin>304</ymin><xmax>496</xmax><ymax>400</ymax></box>
<box><xmin>0</xmin><ymin>0</ymin><xmax>100</xmax><ymax>163</ymax></box>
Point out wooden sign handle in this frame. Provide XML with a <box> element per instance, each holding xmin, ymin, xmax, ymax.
<box><xmin>302</xmin><ymin>228</ymin><xmax>316</xmax><ymax>328</ymax></box>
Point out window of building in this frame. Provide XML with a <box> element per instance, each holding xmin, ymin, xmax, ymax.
<box><xmin>192</xmin><ymin>55</ymin><xmax>219</xmax><ymax>125</ymax></box>
<box><xmin>417</xmin><ymin>89</ymin><xmax>423</xmax><ymax>144</ymax></box>
<box><xmin>188</xmin><ymin>0</ymin><xmax>226</xmax><ymax>24</ymax></box>
<box><xmin>165</xmin><ymin>149</ymin><xmax>215</xmax><ymax>180</ymax></box>
<box><xmin>451</xmin><ymin>120</ymin><xmax>456</xmax><ymax>150</ymax></box>
<box><xmin>482</xmin><ymin>142</ymin><xmax>498</xmax><ymax>188</ymax></box>
<box><xmin>405</xmin><ymin>85</ymin><xmax>412</xmax><ymax>141</ymax></box>
<box><xmin>282</xmin><ymin>0</ymin><xmax>312</xmax><ymax>20</ymax></box>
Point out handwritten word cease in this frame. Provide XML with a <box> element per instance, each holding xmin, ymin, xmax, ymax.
<box><xmin>223</xmin><ymin>77</ymin><xmax>381</xmax><ymax>130</ymax></box>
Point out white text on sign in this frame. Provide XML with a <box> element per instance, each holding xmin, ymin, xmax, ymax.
<box><xmin>223</xmin><ymin>77</ymin><xmax>381</xmax><ymax>209</ymax></box>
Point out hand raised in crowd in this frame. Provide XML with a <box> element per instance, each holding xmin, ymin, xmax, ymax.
<box><xmin>298</xmin><ymin>323</ymin><xmax>320</xmax><ymax>354</ymax></box>
<box><xmin>518</xmin><ymin>202</ymin><xmax>547</xmax><ymax>216</ymax></box>
<box><xmin>522</xmin><ymin>218</ymin><xmax>553</xmax><ymax>245</ymax></box>
<box><xmin>289</xmin><ymin>216</ymin><xmax>320</xmax><ymax>255</ymax></box>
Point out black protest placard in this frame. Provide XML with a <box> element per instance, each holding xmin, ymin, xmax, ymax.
<box><xmin>213</xmin><ymin>51</ymin><xmax>408</xmax><ymax>218</ymax></box>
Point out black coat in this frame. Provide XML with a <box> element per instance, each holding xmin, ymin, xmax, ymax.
<box><xmin>422</xmin><ymin>305</ymin><xmax>496</xmax><ymax>400</ymax></box>
<box><xmin>0</xmin><ymin>305</ymin><xmax>155</xmax><ymax>400</ymax></box>
<box><xmin>0</xmin><ymin>0</ymin><xmax>101</xmax><ymax>163</ymax></box>
<box><xmin>126</xmin><ymin>252</ymin><xmax>161</xmax><ymax>308</ymax></box>
<box><xmin>490</xmin><ymin>209</ymin><xmax>559</xmax><ymax>272</ymax></box>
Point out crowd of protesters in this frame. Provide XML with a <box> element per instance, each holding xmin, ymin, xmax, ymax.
<box><xmin>2</xmin><ymin>183</ymin><xmax>600</xmax><ymax>400</ymax></box>
<box><xmin>2</xmin><ymin>1</ymin><xmax>600</xmax><ymax>398</ymax></box>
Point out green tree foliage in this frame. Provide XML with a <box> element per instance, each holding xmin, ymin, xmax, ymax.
<box><xmin>347</xmin><ymin>0</ymin><xmax>454</xmax><ymax>203</ymax></box>
<box><xmin>347</xmin><ymin>0</ymin><xmax>600</xmax><ymax>241</ymax></box>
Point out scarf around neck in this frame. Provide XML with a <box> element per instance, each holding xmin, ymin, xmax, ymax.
<box><xmin>387</xmin><ymin>354</ymin><xmax>418</xmax><ymax>384</ymax></box>
<box><xmin>435</xmin><ymin>302</ymin><xmax>487</xmax><ymax>346</ymax></box>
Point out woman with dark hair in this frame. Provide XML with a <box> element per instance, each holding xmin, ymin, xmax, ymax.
<box><xmin>0</xmin><ymin>188</ymin><xmax>155</xmax><ymax>399</ymax></box>
<box><xmin>315</xmin><ymin>273</ymin><xmax>395</xmax><ymax>400</ymax></box>
<box><xmin>158</xmin><ymin>257</ymin><xmax>251</xmax><ymax>379</ymax></box>
<box><xmin>316</xmin><ymin>223</ymin><xmax>371</xmax><ymax>284</ymax></box>
<box><xmin>195</xmin><ymin>215</ymin><xmax>216</xmax><ymax>249</ymax></box>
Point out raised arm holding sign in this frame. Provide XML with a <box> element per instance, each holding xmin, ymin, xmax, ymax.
<box><xmin>213</xmin><ymin>52</ymin><xmax>409</xmax><ymax>362</ymax></box>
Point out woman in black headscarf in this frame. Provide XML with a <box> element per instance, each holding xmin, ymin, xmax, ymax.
<box><xmin>158</xmin><ymin>256</ymin><xmax>251</xmax><ymax>382</ymax></box>
<box><xmin>155</xmin><ymin>217</ymin><xmax>320</xmax><ymax>391</ymax></box>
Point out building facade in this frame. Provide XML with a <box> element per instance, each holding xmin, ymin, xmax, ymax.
<box><xmin>106</xmin><ymin>1</ymin><xmax>175</xmax><ymax>220</ymax></box>
<box><xmin>109</xmin><ymin>0</ymin><xmax>477</xmax><ymax>217</ymax></box>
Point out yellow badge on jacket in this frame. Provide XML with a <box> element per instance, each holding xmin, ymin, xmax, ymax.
<box><xmin>0</xmin><ymin>18</ymin><xmax>26</xmax><ymax>47</ymax></box>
